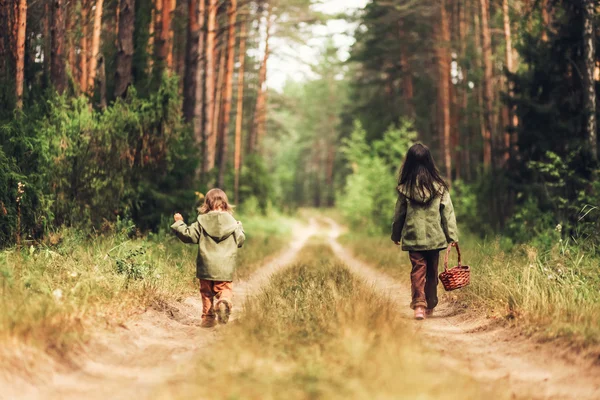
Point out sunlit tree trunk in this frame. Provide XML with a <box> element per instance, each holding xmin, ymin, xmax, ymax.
<box><xmin>184</xmin><ymin>0</ymin><xmax>200</xmax><ymax>122</ymax></box>
<box><xmin>80</xmin><ymin>0</ymin><xmax>89</xmax><ymax>92</ymax></box>
<box><xmin>438</xmin><ymin>0</ymin><xmax>452</xmax><ymax>182</ymax></box>
<box><xmin>193</xmin><ymin>0</ymin><xmax>206</xmax><ymax>147</ymax></box>
<box><xmin>153</xmin><ymin>0</ymin><xmax>165</xmax><ymax>76</ymax></box>
<box><xmin>218</xmin><ymin>0</ymin><xmax>238</xmax><ymax>188</ymax></box>
<box><xmin>15</xmin><ymin>0</ymin><xmax>26</xmax><ymax>108</ymax></box>
<box><xmin>67</xmin><ymin>0</ymin><xmax>76</xmax><ymax>82</ymax></box>
<box><xmin>250</xmin><ymin>4</ymin><xmax>271</xmax><ymax>153</ymax></box>
<box><xmin>114</xmin><ymin>0</ymin><xmax>135</xmax><ymax>97</ymax></box>
<box><xmin>213</xmin><ymin>48</ymin><xmax>226</xmax><ymax>178</ymax></box>
<box><xmin>51</xmin><ymin>0</ymin><xmax>67</xmax><ymax>94</ymax></box>
<box><xmin>165</xmin><ymin>0</ymin><xmax>175</xmax><ymax>70</ymax></box>
<box><xmin>583</xmin><ymin>0</ymin><xmax>597</xmax><ymax>160</ymax></box>
<box><xmin>88</xmin><ymin>0</ymin><xmax>104</xmax><ymax>92</ymax></box>
<box><xmin>479</xmin><ymin>0</ymin><xmax>493</xmax><ymax>168</ymax></box>
<box><xmin>234</xmin><ymin>20</ymin><xmax>247</xmax><ymax>204</ymax></box>
<box><xmin>202</xmin><ymin>0</ymin><xmax>217</xmax><ymax>176</ymax></box>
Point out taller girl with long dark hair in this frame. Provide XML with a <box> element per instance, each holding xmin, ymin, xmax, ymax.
<box><xmin>391</xmin><ymin>143</ymin><xmax>458</xmax><ymax>320</ymax></box>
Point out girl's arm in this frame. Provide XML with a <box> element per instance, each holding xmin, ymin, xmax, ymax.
<box><xmin>440</xmin><ymin>190</ymin><xmax>459</xmax><ymax>243</ymax></box>
<box><xmin>234</xmin><ymin>222</ymin><xmax>245</xmax><ymax>248</ymax></box>
<box><xmin>391</xmin><ymin>193</ymin><xmax>407</xmax><ymax>243</ymax></box>
<box><xmin>171</xmin><ymin>220</ymin><xmax>202</xmax><ymax>244</ymax></box>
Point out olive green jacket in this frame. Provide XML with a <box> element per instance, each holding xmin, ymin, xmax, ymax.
<box><xmin>171</xmin><ymin>211</ymin><xmax>245</xmax><ymax>281</ymax></box>
<box><xmin>391</xmin><ymin>184</ymin><xmax>458</xmax><ymax>251</ymax></box>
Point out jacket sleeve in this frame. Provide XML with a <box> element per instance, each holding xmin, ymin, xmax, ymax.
<box><xmin>171</xmin><ymin>220</ymin><xmax>202</xmax><ymax>244</ymax></box>
<box><xmin>440</xmin><ymin>190</ymin><xmax>459</xmax><ymax>243</ymax></box>
<box><xmin>234</xmin><ymin>222</ymin><xmax>246</xmax><ymax>248</ymax></box>
<box><xmin>391</xmin><ymin>193</ymin><xmax>407</xmax><ymax>242</ymax></box>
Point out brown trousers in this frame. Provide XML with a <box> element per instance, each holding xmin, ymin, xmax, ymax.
<box><xmin>199</xmin><ymin>280</ymin><xmax>233</xmax><ymax>318</ymax></box>
<box><xmin>408</xmin><ymin>250</ymin><xmax>440</xmax><ymax>310</ymax></box>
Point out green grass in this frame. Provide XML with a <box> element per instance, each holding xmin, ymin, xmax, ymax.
<box><xmin>159</xmin><ymin>244</ymin><xmax>508</xmax><ymax>400</ymax></box>
<box><xmin>339</xmin><ymin>230</ymin><xmax>600</xmax><ymax>350</ymax></box>
<box><xmin>0</xmin><ymin>213</ymin><xmax>295</xmax><ymax>357</ymax></box>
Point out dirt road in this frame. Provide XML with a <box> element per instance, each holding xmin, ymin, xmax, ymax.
<box><xmin>4</xmin><ymin>221</ymin><xmax>317</xmax><ymax>400</ymax></box>
<box><xmin>324</xmin><ymin>217</ymin><xmax>600</xmax><ymax>400</ymax></box>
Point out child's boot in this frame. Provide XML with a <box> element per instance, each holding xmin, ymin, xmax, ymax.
<box><xmin>215</xmin><ymin>298</ymin><xmax>232</xmax><ymax>324</ymax></box>
<box><xmin>414</xmin><ymin>306</ymin><xmax>426</xmax><ymax>320</ymax></box>
<box><xmin>200</xmin><ymin>315</ymin><xmax>217</xmax><ymax>328</ymax></box>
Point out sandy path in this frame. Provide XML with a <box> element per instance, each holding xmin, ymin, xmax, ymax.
<box><xmin>6</xmin><ymin>220</ymin><xmax>317</xmax><ymax>400</ymax></box>
<box><xmin>325</xmin><ymin>218</ymin><xmax>600</xmax><ymax>400</ymax></box>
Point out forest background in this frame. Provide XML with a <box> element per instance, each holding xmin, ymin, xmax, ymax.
<box><xmin>1</xmin><ymin>0</ymin><xmax>600</xmax><ymax>254</ymax></box>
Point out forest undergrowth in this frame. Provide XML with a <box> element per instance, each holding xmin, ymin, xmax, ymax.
<box><xmin>159</xmin><ymin>243</ymin><xmax>509</xmax><ymax>400</ymax></box>
<box><xmin>339</xmin><ymin>229</ymin><xmax>600</xmax><ymax>352</ymax></box>
<box><xmin>0</xmin><ymin>213</ymin><xmax>294</xmax><ymax>360</ymax></box>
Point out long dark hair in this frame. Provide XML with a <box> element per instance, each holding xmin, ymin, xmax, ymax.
<box><xmin>398</xmin><ymin>143</ymin><xmax>448</xmax><ymax>201</ymax></box>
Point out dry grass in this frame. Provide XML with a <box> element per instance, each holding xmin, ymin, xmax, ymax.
<box><xmin>160</xmin><ymin>244</ymin><xmax>508</xmax><ymax>400</ymax></box>
<box><xmin>339</xmin><ymin>231</ymin><xmax>600</xmax><ymax>349</ymax></box>
<box><xmin>0</xmin><ymin>213</ymin><xmax>294</xmax><ymax>357</ymax></box>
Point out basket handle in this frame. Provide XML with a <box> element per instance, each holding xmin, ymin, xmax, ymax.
<box><xmin>443</xmin><ymin>242</ymin><xmax>461</xmax><ymax>272</ymax></box>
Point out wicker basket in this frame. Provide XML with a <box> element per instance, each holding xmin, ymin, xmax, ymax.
<box><xmin>439</xmin><ymin>243</ymin><xmax>471</xmax><ymax>291</ymax></box>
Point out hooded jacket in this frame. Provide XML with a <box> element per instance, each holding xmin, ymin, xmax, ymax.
<box><xmin>391</xmin><ymin>183</ymin><xmax>458</xmax><ymax>251</ymax></box>
<box><xmin>171</xmin><ymin>211</ymin><xmax>245</xmax><ymax>281</ymax></box>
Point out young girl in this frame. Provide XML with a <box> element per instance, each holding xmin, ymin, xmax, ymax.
<box><xmin>171</xmin><ymin>188</ymin><xmax>245</xmax><ymax>328</ymax></box>
<box><xmin>391</xmin><ymin>143</ymin><xmax>458</xmax><ymax>320</ymax></box>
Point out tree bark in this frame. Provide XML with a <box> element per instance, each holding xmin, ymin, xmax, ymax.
<box><xmin>438</xmin><ymin>0</ymin><xmax>452</xmax><ymax>182</ymax></box>
<box><xmin>479</xmin><ymin>0</ymin><xmax>493</xmax><ymax>168</ymax></box>
<box><xmin>15</xmin><ymin>0</ymin><xmax>26</xmax><ymax>108</ymax></box>
<box><xmin>502</xmin><ymin>0</ymin><xmax>518</xmax><ymax>162</ymax></box>
<box><xmin>213</xmin><ymin>47</ymin><xmax>226</xmax><ymax>180</ymax></box>
<box><xmin>249</xmin><ymin>4</ymin><xmax>271</xmax><ymax>153</ymax></box>
<box><xmin>67</xmin><ymin>0</ymin><xmax>76</xmax><ymax>82</ymax></box>
<box><xmin>183</xmin><ymin>0</ymin><xmax>200</xmax><ymax>122</ymax></box>
<box><xmin>51</xmin><ymin>0</ymin><xmax>67</xmax><ymax>94</ymax></box>
<box><xmin>218</xmin><ymin>0</ymin><xmax>238</xmax><ymax>188</ymax></box>
<box><xmin>233</xmin><ymin>20</ymin><xmax>247</xmax><ymax>204</ymax></box>
<box><xmin>88</xmin><ymin>0</ymin><xmax>104</xmax><ymax>92</ymax></box>
<box><xmin>583</xmin><ymin>0</ymin><xmax>597</xmax><ymax>160</ymax></box>
<box><xmin>165</xmin><ymin>0</ymin><xmax>175</xmax><ymax>70</ymax></box>
<box><xmin>114</xmin><ymin>0</ymin><xmax>135</xmax><ymax>97</ymax></box>
<box><xmin>80</xmin><ymin>0</ymin><xmax>89</xmax><ymax>92</ymax></box>
<box><xmin>202</xmin><ymin>0</ymin><xmax>217</xmax><ymax>176</ymax></box>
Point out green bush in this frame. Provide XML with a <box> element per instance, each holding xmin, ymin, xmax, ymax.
<box><xmin>338</xmin><ymin>119</ymin><xmax>416</xmax><ymax>232</ymax></box>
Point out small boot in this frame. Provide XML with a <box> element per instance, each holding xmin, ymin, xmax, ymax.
<box><xmin>215</xmin><ymin>298</ymin><xmax>232</xmax><ymax>324</ymax></box>
<box><xmin>414</xmin><ymin>306</ymin><xmax>426</xmax><ymax>320</ymax></box>
<box><xmin>425</xmin><ymin>308</ymin><xmax>434</xmax><ymax>317</ymax></box>
<box><xmin>200</xmin><ymin>315</ymin><xmax>217</xmax><ymax>328</ymax></box>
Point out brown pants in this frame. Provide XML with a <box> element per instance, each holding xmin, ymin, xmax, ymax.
<box><xmin>199</xmin><ymin>280</ymin><xmax>233</xmax><ymax>318</ymax></box>
<box><xmin>408</xmin><ymin>250</ymin><xmax>440</xmax><ymax>310</ymax></box>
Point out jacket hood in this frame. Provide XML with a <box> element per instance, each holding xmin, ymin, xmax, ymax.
<box><xmin>197</xmin><ymin>211</ymin><xmax>238</xmax><ymax>242</ymax></box>
<box><xmin>398</xmin><ymin>182</ymin><xmax>444</xmax><ymax>204</ymax></box>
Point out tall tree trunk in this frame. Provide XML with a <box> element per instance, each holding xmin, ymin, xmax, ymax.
<box><xmin>51</xmin><ymin>0</ymin><xmax>67</xmax><ymax>94</ymax></box>
<box><xmin>233</xmin><ymin>20</ymin><xmax>247</xmax><ymax>204</ymax></box>
<box><xmin>583</xmin><ymin>0</ymin><xmax>597</xmax><ymax>160</ymax></box>
<box><xmin>165</xmin><ymin>0</ymin><xmax>175</xmax><ymax>70</ymax></box>
<box><xmin>80</xmin><ymin>0</ymin><xmax>89</xmax><ymax>92</ymax></box>
<box><xmin>249</xmin><ymin>5</ymin><xmax>271</xmax><ymax>153</ymax></box>
<box><xmin>479</xmin><ymin>0</ymin><xmax>494</xmax><ymax>168</ymax></box>
<box><xmin>15</xmin><ymin>0</ymin><xmax>26</xmax><ymax>108</ymax></box>
<box><xmin>213</xmin><ymin>47</ymin><xmax>226</xmax><ymax>180</ymax></box>
<box><xmin>183</xmin><ymin>0</ymin><xmax>200</xmax><ymax>122</ymax></box>
<box><xmin>202</xmin><ymin>0</ymin><xmax>217</xmax><ymax>176</ymax></box>
<box><xmin>153</xmin><ymin>0</ymin><xmax>166</xmax><ymax>76</ymax></box>
<box><xmin>218</xmin><ymin>0</ymin><xmax>238</xmax><ymax>188</ymax></box>
<box><xmin>114</xmin><ymin>0</ymin><xmax>135</xmax><ymax>97</ymax></box>
<box><xmin>502</xmin><ymin>0</ymin><xmax>518</xmax><ymax>162</ymax></box>
<box><xmin>67</xmin><ymin>0</ymin><xmax>76</xmax><ymax>81</ymax></box>
<box><xmin>398</xmin><ymin>22</ymin><xmax>414</xmax><ymax>118</ymax></box>
<box><xmin>88</xmin><ymin>0</ymin><xmax>104</xmax><ymax>92</ymax></box>
<box><xmin>541</xmin><ymin>0</ymin><xmax>549</xmax><ymax>41</ymax></box>
<box><xmin>438</xmin><ymin>0</ymin><xmax>452</xmax><ymax>182</ymax></box>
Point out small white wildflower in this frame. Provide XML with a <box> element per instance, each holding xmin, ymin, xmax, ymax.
<box><xmin>69</xmin><ymin>271</ymin><xmax>78</xmax><ymax>278</ymax></box>
<box><xmin>155</xmin><ymin>274</ymin><xmax>161</xmax><ymax>279</ymax></box>
<box><xmin>543</xmin><ymin>267</ymin><xmax>548</xmax><ymax>271</ymax></box>
<box><xmin>547</xmin><ymin>275</ymin><xmax>554</xmax><ymax>280</ymax></box>
<box><xmin>555</xmin><ymin>224</ymin><xmax>562</xmax><ymax>233</ymax></box>
<box><xmin>52</xmin><ymin>289</ymin><xmax>63</xmax><ymax>301</ymax></box>
<box><xmin>557</xmin><ymin>269</ymin><xmax>563</xmax><ymax>274</ymax></box>
<box><xmin>529</xmin><ymin>264</ymin><xmax>534</xmax><ymax>269</ymax></box>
